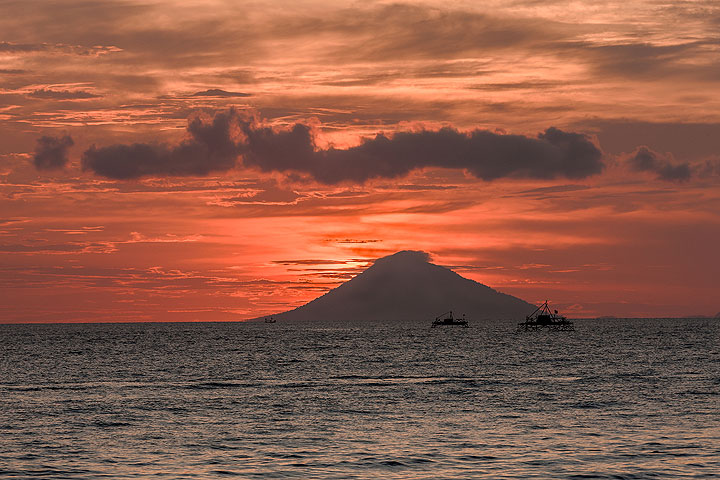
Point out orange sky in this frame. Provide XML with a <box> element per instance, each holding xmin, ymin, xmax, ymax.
<box><xmin>1</xmin><ymin>0</ymin><xmax>719</xmax><ymax>322</ymax></box>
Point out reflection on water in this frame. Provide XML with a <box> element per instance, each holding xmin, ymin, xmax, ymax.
<box><xmin>1</xmin><ymin>318</ymin><xmax>719</xmax><ymax>478</ymax></box>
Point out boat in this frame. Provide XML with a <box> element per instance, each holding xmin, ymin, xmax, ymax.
<box><xmin>431</xmin><ymin>311</ymin><xmax>469</xmax><ymax>328</ymax></box>
<box><xmin>264</xmin><ymin>316</ymin><xmax>276</xmax><ymax>323</ymax></box>
<box><xmin>517</xmin><ymin>300</ymin><xmax>574</xmax><ymax>331</ymax></box>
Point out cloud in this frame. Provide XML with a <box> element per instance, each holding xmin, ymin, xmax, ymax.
<box><xmin>470</xmin><ymin>81</ymin><xmax>565</xmax><ymax>91</ymax></box>
<box><xmin>271</xmin><ymin>4</ymin><xmax>566</xmax><ymax>62</ymax></box>
<box><xmin>192</xmin><ymin>89</ymin><xmax>251</xmax><ymax>98</ymax></box>
<box><xmin>568</xmin><ymin>41</ymin><xmax>704</xmax><ymax>79</ymax></box>
<box><xmin>627</xmin><ymin>146</ymin><xmax>691</xmax><ymax>182</ymax></box>
<box><xmin>390</xmin><ymin>184</ymin><xmax>459</xmax><ymax>191</ymax></box>
<box><xmin>220</xmin><ymin>189</ymin><xmax>301</xmax><ymax>206</ymax></box>
<box><xmin>81</xmin><ymin>110</ymin><xmax>243</xmax><ymax>179</ymax></box>
<box><xmin>241</xmin><ymin>121</ymin><xmax>604</xmax><ymax>184</ymax></box>
<box><xmin>0</xmin><ymin>42</ymin><xmax>46</xmax><ymax>53</ymax></box>
<box><xmin>0</xmin><ymin>41</ymin><xmax>121</xmax><ymax>56</ymax></box>
<box><xmin>576</xmin><ymin>120</ymin><xmax>720</xmax><ymax>160</ymax></box>
<box><xmin>272</xmin><ymin>259</ymin><xmax>355</xmax><ymax>266</ymax></box>
<box><xmin>33</xmin><ymin>134</ymin><xmax>74</xmax><ymax>170</ymax></box>
<box><xmin>261</xmin><ymin>3</ymin><xmax>715</xmax><ymax>83</ymax></box>
<box><xmin>81</xmin><ymin>109</ymin><xmax>605</xmax><ymax>182</ymax></box>
<box><xmin>516</xmin><ymin>185</ymin><xmax>592</xmax><ymax>196</ymax></box>
<box><xmin>0</xmin><ymin>241</ymin><xmax>115</xmax><ymax>254</ymax></box>
<box><xmin>28</xmin><ymin>88</ymin><xmax>101</xmax><ymax>100</ymax></box>
<box><xmin>699</xmin><ymin>158</ymin><xmax>720</xmax><ymax>177</ymax></box>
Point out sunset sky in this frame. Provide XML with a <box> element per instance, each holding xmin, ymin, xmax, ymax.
<box><xmin>1</xmin><ymin>0</ymin><xmax>719</xmax><ymax>322</ymax></box>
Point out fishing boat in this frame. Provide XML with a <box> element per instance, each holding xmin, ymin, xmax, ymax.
<box><xmin>431</xmin><ymin>311</ymin><xmax>469</xmax><ymax>328</ymax></box>
<box><xmin>518</xmin><ymin>300</ymin><xmax>574</xmax><ymax>331</ymax></box>
<box><xmin>264</xmin><ymin>316</ymin><xmax>276</xmax><ymax>323</ymax></box>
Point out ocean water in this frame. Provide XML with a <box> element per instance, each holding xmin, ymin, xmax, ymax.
<box><xmin>1</xmin><ymin>318</ymin><xmax>719</xmax><ymax>479</ymax></box>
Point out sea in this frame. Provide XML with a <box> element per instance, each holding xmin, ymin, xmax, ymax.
<box><xmin>1</xmin><ymin>318</ymin><xmax>718</xmax><ymax>479</ymax></box>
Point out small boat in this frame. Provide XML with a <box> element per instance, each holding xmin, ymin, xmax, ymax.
<box><xmin>431</xmin><ymin>311</ymin><xmax>469</xmax><ymax>328</ymax></box>
<box><xmin>518</xmin><ymin>300</ymin><xmax>574</xmax><ymax>331</ymax></box>
<box><xmin>264</xmin><ymin>316</ymin><xmax>276</xmax><ymax>323</ymax></box>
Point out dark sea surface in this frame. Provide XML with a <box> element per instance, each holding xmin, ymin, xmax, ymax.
<box><xmin>1</xmin><ymin>318</ymin><xmax>719</xmax><ymax>479</ymax></box>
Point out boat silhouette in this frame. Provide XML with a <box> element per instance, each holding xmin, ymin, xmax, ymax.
<box><xmin>431</xmin><ymin>311</ymin><xmax>469</xmax><ymax>328</ymax></box>
<box><xmin>517</xmin><ymin>300</ymin><xmax>574</xmax><ymax>331</ymax></box>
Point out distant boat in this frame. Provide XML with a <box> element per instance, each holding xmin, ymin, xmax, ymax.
<box><xmin>431</xmin><ymin>311</ymin><xmax>469</xmax><ymax>328</ymax></box>
<box><xmin>518</xmin><ymin>300</ymin><xmax>574</xmax><ymax>331</ymax></box>
<box><xmin>264</xmin><ymin>316</ymin><xmax>276</xmax><ymax>323</ymax></box>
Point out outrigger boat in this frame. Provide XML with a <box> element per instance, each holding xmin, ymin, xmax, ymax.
<box><xmin>431</xmin><ymin>311</ymin><xmax>469</xmax><ymax>328</ymax></box>
<box><xmin>518</xmin><ymin>300</ymin><xmax>574</xmax><ymax>331</ymax></box>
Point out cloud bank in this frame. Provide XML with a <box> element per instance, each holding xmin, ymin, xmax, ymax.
<box><xmin>81</xmin><ymin>110</ymin><xmax>242</xmax><ymax>179</ymax></box>
<box><xmin>241</xmin><ymin>122</ymin><xmax>603</xmax><ymax>183</ymax></box>
<box><xmin>33</xmin><ymin>134</ymin><xmax>74</xmax><ymax>170</ymax></box>
<box><xmin>628</xmin><ymin>146</ymin><xmax>691</xmax><ymax>182</ymax></box>
<box><xmin>192</xmin><ymin>89</ymin><xmax>251</xmax><ymax>98</ymax></box>
<box><xmin>80</xmin><ymin>110</ymin><xmax>604</xmax><ymax>183</ymax></box>
<box><xmin>28</xmin><ymin>89</ymin><xmax>101</xmax><ymax>100</ymax></box>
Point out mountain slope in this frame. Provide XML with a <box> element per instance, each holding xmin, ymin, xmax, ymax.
<box><xmin>264</xmin><ymin>250</ymin><xmax>535</xmax><ymax>323</ymax></box>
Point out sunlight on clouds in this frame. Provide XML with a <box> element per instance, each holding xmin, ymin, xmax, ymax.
<box><xmin>1</xmin><ymin>0</ymin><xmax>719</xmax><ymax>321</ymax></box>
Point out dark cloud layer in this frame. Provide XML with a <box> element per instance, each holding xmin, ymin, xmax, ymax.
<box><xmin>28</xmin><ymin>88</ymin><xmax>101</xmax><ymax>100</ymax></box>
<box><xmin>80</xmin><ymin>110</ymin><xmax>604</xmax><ymax>183</ymax></box>
<box><xmin>628</xmin><ymin>147</ymin><xmax>691</xmax><ymax>182</ymax></box>
<box><xmin>81</xmin><ymin>110</ymin><xmax>241</xmax><ymax>179</ymax></box>
<box><xmin>241</xmin><ymin>122</ymin><xmax>604</xmax><ymax>184</ymax></box>
<box><xmin>192</xmin><ymin>89</ymin><xmax>251</xmax><ymax>98</ymax></box>
<box><xmin>0</xmin><ymin>41</ymin><xmax>47</xmax><ymax>53</ymax></box>
<box><xmin>33</xmin><ymin>134</ymin><xmax>74</xmax><ymax>170</ymax></box>
<box><xmin>0</xmin><ymin>41</ymin><xmax>120</xmax><ymax>56</ymax></box>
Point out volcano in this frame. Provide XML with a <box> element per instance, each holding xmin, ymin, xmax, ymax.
<box><xmin>261</xmin><ymin>250</ymin><xmax>535</xmax><ymax>324</ymax></box>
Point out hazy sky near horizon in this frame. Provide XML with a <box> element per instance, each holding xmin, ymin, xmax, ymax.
<box><xmin>1</xmin><ymin>0</ymin><xmax>719</xmax><ymax>322</ymax></box>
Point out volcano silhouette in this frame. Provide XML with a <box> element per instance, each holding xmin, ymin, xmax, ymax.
<box><xmin>263</xmin><ymin>250</ymin><xmax>535</xmax><ymax>323</ymax></box>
